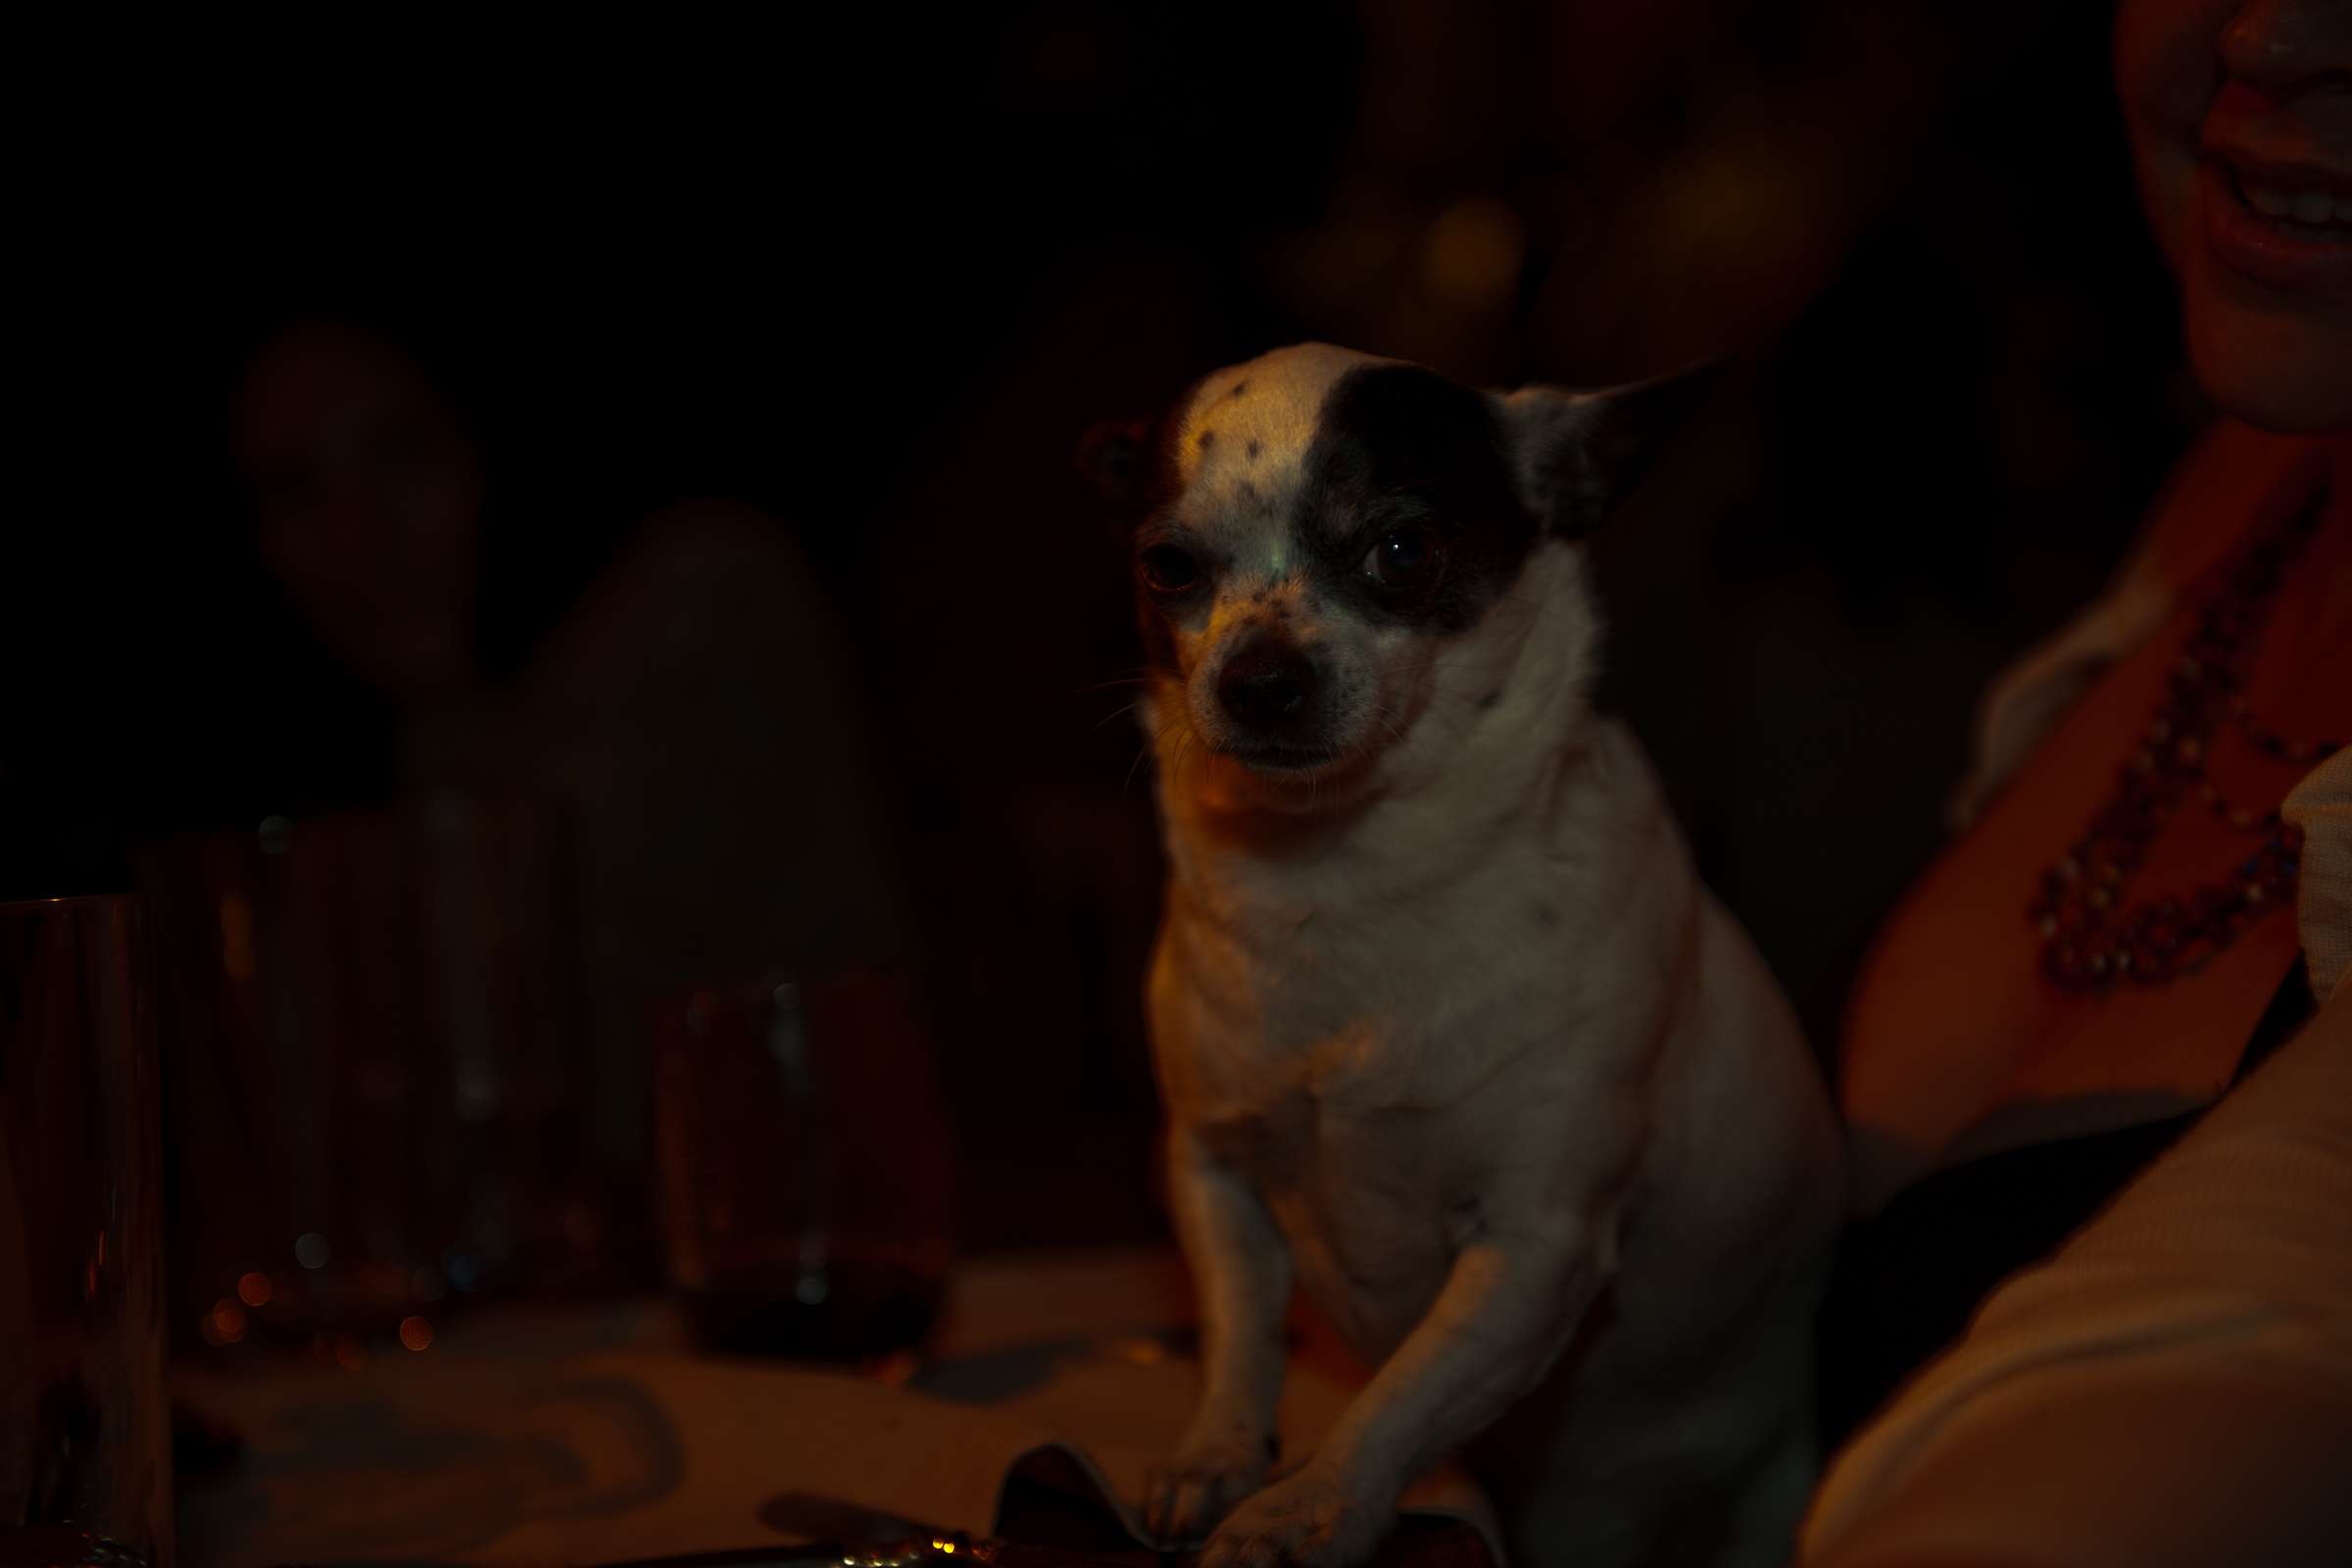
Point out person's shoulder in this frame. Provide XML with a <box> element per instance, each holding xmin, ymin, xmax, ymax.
<box><xmin>522</xmin><ymin>498</ymin><xmax>847</xmax><ymax>729</ymax></box>
<box><xmin>1948</xmin><ymin>420</ymin><xmax>2328</xmax><ymax>828</ymax></box>
<box><xmin>592</xmin><ymin>498</ymin><xmax>825</xmax><ymax>618</ymax></box>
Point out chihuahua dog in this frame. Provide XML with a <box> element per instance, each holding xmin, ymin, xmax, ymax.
<box><xmin>1088</xmin><ymin>345</ymin><xmax>1842</xmax><ymax>1568</ymax></box>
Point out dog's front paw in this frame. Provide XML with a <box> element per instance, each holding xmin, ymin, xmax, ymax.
<box><xmin>1143</xmin><ymin>1433</ymin><xmax>1273</xmax><ymax>1546</ymax></box>
<box><xmin>1199</xmin><ymin>1461</ymin><xmax>1387</xmax><ymax>1568</ymax></box>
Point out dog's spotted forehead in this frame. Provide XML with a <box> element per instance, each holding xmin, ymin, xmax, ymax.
<box><xmin>1142</xmin><ymin>342</ymin><xmax>1546</xmax><ymax>637</ymax></box>
<box><xmin>1168</xmin><ymin>342</ymin><xmax>1399</xmax><ymax>530</ymax></box>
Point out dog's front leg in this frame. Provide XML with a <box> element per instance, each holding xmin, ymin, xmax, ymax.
<box><xmin>1146</xmin><ymin>1126</ymin><xmax>1294</xmax><ymax>1546</ymax></box>
<box><xmin>1203</xmin><ymin>1220</ymin><xmax>1608</xmax><ymax>1568</ymax></box>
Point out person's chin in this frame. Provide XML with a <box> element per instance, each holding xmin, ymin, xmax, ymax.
<box><xmin>2184</xmin><ymin>284</ymin><xmax>2352</xmax><ymax>433</ymax></box>
<box><xmin>2181</xmin><ymin>170</ymin><xmax>2352</xmax><ymax>432</ymax></box>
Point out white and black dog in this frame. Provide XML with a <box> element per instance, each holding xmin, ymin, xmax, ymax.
<box><xmin>1087</xmin><ymin>344</ymin><xmax>1842</xmax><ymax>1568</ymax></box>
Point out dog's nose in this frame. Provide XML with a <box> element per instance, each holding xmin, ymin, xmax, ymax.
<box><xmin>1217</xmin><ymin>632</ymin><xmax>1316</xmax><ymax>728</ymax></box>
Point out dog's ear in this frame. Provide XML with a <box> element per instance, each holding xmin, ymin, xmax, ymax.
<box><xmin>1075</xmin><ymin>416</ymin><xmax>1153</xmax><ymax>506</ymax></box>
<box><xmin>1495</xmin><ymin>367</ymin><xmax>1714</xmax><ymax>539</ymax></box>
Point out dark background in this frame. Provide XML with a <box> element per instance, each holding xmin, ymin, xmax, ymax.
<box><xmin>7</xmin><ymin>1</ymin><xmax>2190</xmax><ymax>1253</ymax></box>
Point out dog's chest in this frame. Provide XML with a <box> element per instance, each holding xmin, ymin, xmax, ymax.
<box><xmin>1192</xmin><ymin>1027</ymin><xmax>1482</xmax><ymax>1357</ymax></box>
<box><xmin>1156</xmin><ymin>897</ymin><xmax>1560</xmax><ymax>1358</ymax></box>
<box><xmin>1149</xmin><ymin>773</ymin><xmax>1639</xmax><ymax>1354</ymax></box>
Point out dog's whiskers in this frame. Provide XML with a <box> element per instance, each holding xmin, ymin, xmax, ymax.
<box><xmin>1095</xmin><ymin>700</ymin><xmax>1147</xmax><ymax>733</ymax></box>
<box><xmin>1077</xmin><ymin>670</ymin><xmax>1159</xmax><ymax>696</ymax></box>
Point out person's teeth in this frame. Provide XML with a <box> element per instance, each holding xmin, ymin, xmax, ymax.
<box><xmin>2242</xmin><ymin>180</ymin><xmax>2296</xmax><ymax>218</ymax></box>
<box><xmin>2238</xmin><ymin>175</ymin><xmax>2352</xmax><ymax>232</ymax></box>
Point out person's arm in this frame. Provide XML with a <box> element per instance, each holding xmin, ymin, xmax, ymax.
<box><xmin>1800</xmin><ymin>983</ymin><xmax>2352</xmax><ymax>1566</ymax></box>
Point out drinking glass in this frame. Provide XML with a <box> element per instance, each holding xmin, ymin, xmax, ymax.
<box><xmin>653</xmin><ymin>967</ymin><xmax>954</xmax><ymax>1360</ymax></box>
<box><xmin>1</xmin><ymin>895</ymin><xmax>172</xmax><ymax>1567</ymax></box>
<box><xmin>136</xmin><ymin>795</ymin><xmax>650</xmax><ymax>1363</ymax></box>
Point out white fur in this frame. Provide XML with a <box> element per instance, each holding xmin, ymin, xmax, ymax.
<box><xmin>1139</xmin><ymin>347</ymin><xmax>1843</xmax><ymax>1568</ymax></box>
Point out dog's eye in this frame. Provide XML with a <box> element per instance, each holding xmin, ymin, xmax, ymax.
<box><xmin>1365</xmin><ymin>527</ymin><xmax>1444</xmax><ymax>589</ymax></box>
<box><xmin>1138</xmin><ymin>544</ymin><xmax>1201</xmax><ymax>595</ymax></box>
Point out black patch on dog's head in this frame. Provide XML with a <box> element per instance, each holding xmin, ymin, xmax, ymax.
<box><xmin>1289</xmin><ymin>365</ymin><xmax>1539</xmax><ymax>634</ymax></box>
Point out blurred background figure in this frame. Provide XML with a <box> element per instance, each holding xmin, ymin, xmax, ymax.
<box><xmin>131</xmin><ymin>313</ymin><xmax>922</xmax><ymax>1352</ymax></box>
<box><xmin>236</xmin><ymin>321</ymin><xmax>483</xmax><ymax>710</ymax></box>
<box><xmin>3</xmin><ymin>0</ymin><xmax>2194</xmax><ymax>1308</ymax></box>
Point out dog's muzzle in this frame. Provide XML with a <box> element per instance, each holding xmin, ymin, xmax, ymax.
<box><xmin>1212</xmin><ymin>630</ymin><xmax>1341</xmax><ymax>768</ymax></box>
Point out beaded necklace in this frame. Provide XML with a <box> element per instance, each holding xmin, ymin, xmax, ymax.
<box><xmin>2030</xmin><ymin>496</ymin><xmax>2342</xmax><ymax>992</ymax></box>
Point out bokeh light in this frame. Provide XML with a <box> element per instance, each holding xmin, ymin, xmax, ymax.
<box><xmin>1422</xmin><ymin>196</ymin><xmax>1525</xmax><ymax>309</ymax></box>
<box><xmin>210</xmin><ymin>1298</ymin><xmax>248</xmax><ymax>1344</ymax></box>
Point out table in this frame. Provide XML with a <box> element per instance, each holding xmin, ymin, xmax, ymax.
<box><xmin>173</xmin><ymin>1248</ymin><xmax>1497</xmax><ymax>1567</ymax></box>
